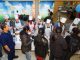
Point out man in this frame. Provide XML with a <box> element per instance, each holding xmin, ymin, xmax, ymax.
<box><xmin>48</xmin><ymin>9</ymin><xmax>53</xmax><ymax>17</ymax></box>
<box><xmin>69</xmin><ymin>18</ymin><xmax>80</xmax><ymax>33</ymax></box>
<box><xmin>15</xmin><ymin>15</ymin><xmax>23</xmax><ymax>31</ymax></box>
<box><xmin>68</xmin><ymin>28</ymin><xmax>80</xmax><ymax>60</ymax></box>
<box><xmin>54</xmin><ymin>17</ymin><xmax>67</xmax><ymax>37</ymax></box>
<box><xmin>50</xmin><ymin>27</ymin><xmax>67</xmax><ymax>60</ymax></box>
<box><xmin>0</xmin><ymin>24</ymin><xmax>18</xmax><ymax>60</ymax></box>
<box><xmin>28</xmin><ymin>16</ymin><xmax>35</xmax><ymax>35</ymax></box>
<box><xmin>4</xmin><ymin>15</ymin><xmax>15</xmax><ymax>34</ymax></box>
<box><xmin>20</xmin><ymin>26</ymin><xmax>33</xmax><ymax>60</ymax></box>
<box><xmin>44</xmin><ymin>19</ymin><xmax>53</xmax><ymax>48</ymax></box>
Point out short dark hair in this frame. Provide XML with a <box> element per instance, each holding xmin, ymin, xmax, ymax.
<box><xmin>56</xmin><ymin>27</ymin><xmax>62</xmax><ymax>33</ymax></box>
<box><xmin>23</xmin><ymin>26</ymin><xmax>30</xmax><ymax>32</ymax></box>
<box><xmin>72</xmin><ymin>27</ymin><xmax>79</xmax><ymax>34</ymax></box>
<box><xmin>1</xmin><ymin>23</ymin><xmax>7</xmax><ymax>30</ymax></box>
<box><xmin>38</xmin><ymin>28</ymin><xmax>44</xmax><ymax>35</ymax></box>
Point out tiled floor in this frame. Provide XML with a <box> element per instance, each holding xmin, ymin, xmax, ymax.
<box><xmin>70</xmin><ymin>55</ymin><xmax>80</xmax><ymax>60</ymax></box>
<box><xmin>1</xmin><ymin>50</ymin><xmax>49</xmax><ymax>60</ymax></box>
<box><xmin>1</xmin><ymin>50</ymin><xmax>80</xmax><ymax>60</ymax></box>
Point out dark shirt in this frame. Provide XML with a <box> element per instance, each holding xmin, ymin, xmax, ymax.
<box><xmin>20</xmin><ymin>31</ymin><xmax>31</xmax><ymax>53</ymax></box>
<box><xmin>52</xmin><ymin>34</ymin><xmax>67</xmax><ymax>57</ymax></box>
<box><xmin>0</xmin><ymin>31</ymin><xmax>15</xmax><ymax>50</ymax></box>
<box><xmin>34</xmin><ymin>34</ymin><xmax>48</xmax><ymax>58</ymax></box>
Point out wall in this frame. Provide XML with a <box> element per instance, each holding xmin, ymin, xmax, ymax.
<box><xmin>53</xmin><ymin>0</ymin><xmax>80</xmax><ymax>22</ymax></box>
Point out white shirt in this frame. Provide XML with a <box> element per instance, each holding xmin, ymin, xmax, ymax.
<box><xmin>29</xmin><ymin>22</ymin><xmax>34</xmax><ymax>35</ymax></box>
<box><xmin>44</xmin><ymin>24</ymin><xmax>52</xmax><ymax>42</ymax></box>
<box><xmin>15</xmin><ymin>20</ymin><xmax>22</xmax><ymax>30</ymax></box>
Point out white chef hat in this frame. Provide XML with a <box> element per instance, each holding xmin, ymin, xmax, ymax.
<box><xmin>4</xmin><ymin>15</ymin><xmax>9</xmax><ymax>19</ymax></box>
<box><xmin>60</xmin><ymin>17</ymin><xmax>67</xmax><ymax>23</ymax></box>
<box><xmin>73</xmin><ymin>18</ymin><xmax>80</xmax><ymax>24</ymax></box>
<box><xmin>15</xmin><ymin>15</ymin><xmax>18</xmax><ymax>19</ymax></box>
<box><xmin>38</xmin><ymin>15</ymin><xmax>41</xmax><ymax>20</ymax></box>
<box><xmin>46</xmin><ymin>19</ymin><xmax>51</xmax><ymax>23</ymax></box>
<box><xmin>29</xmin><ymin>16</ymin><xmax>32</xmax><ymax>20</ymax></box>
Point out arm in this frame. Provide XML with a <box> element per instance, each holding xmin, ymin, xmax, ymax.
<box><xmin>4</xmin><ymin>45</ymin><xmax>10</xmax><ymax>52</ymax></box>
<box><xmin>0</xmin><ymin>36</ymin><xmax>10</xmax><ymax>52</ymax></box>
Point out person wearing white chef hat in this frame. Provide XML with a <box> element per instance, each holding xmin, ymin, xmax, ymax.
<box><xmin>4</xmin><ymin>15</ymin><xmax>14</xmax><ymax>34</ymax></box>
<box><xmin>29</xmin><ymin>15</ymin><xmax>33</xmax><ymax>24</ymax></box>
<box><xmin>69</xmin><ymin>18</ymin><xmax>80</xmax><ymax>33</ymax></box>
<box><xmin>37</xmin><ymin>15</ymin><xmax>42</xmax><ymax>24</ymax></box>
<box><xmin>44</xmin><ymin>19</ymin><xmax>53</xmax><ymax>49</ymax></box>
<box><xmin>54</xmin><ymin>17</ymin><xmax>67</xmax><ymax>37</ymax></box>
<box><xmin>59</xmin><ymin>17</ymin><xmax>67</xmax><ymax>37</ymax></box>
<box><xmin>60</xmin><ymin>17</ymin><xmax>67</xmax><ymax>30</ymax></box>
<box><xmin>37</xmin><ymin>15</ymin><xmax>43</xmax><ymax>25</ymax></box>
<box><xmin>4</xmin><ymin>15</ymin><xmax>9</xmax><ymax>20</ymax></box>
<box><xmin>4</xmin><ymin>15</ymin><xmax>10</xmax><ymax>26</ymax></box>
<box><xmin>28</xmin><ymin>16</ymin><xmax>35</xmax><ymax>35</ymax></box>
<box><xmin>15</xmin><ymin>14</ymin><xmax>23</xmax><ymax>31</ymax></box>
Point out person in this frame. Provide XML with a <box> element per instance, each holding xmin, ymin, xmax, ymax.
<box><xmin>48</xmin><ymin>9</ymin><xmax>53</xmax><ymax>23</ymax></box>
<box><xmin>67</xmin><ymin>7</ymin><xmax>76</xmax><ymax>20</ymax></box>
<box><xmin>48</xmin><ymin>9</ymin><xmax>53</xmax><ymax>16</ymax></box>
<box><xmin>54</xmin><ymin>17</ymin><xmax>67</xmax><ymax>38</ymax></box>
<box><xmin>28</xmin><ymin>16</ymin><xmax>35</xmax><ymax>35</ymax></box>
<box><xmin>77</xmin><ymin>30</ymin><xmax>80</xmax><ymax>49</ymax></box>
<box><xmin>0</xmin><ymin>24</ymin><xmax>3</xmax><ymax>59</ymax></box>
<box><xmin>67</xmin><ymin>27</ymin><xmax>80</xmax><ymax>60</ymax></box>
<box><xmin>20</xmin><ymin>26</ymin><xmax>33</xmax><ymax>60</ymax></box>
<box><xmin>3</xmin><ymin>15</ymin><xmax>10</xmax><ymax>27</ymax></box>
<box><xmin>15</xmin><ymin>16</ymin><xmax>23</xmax><ymax>31</ymax></box>
<box><xmin>0</xmin><ymin>23</ymin><xmax>2</xmax><ymax>35</ymax></box>
<box><xmin>65</xmin><ymin>35</ymin><xmax>71</xmax><ymax>60</ymax></box>
<box><xmin>49</xmin><ymin>30</ymin><xmax>55</xmax><ymax>60</ymax></box>
<box><xmin>0</xmin><ymin>33</ymin><xmax>3</xmax><ymax>60</ymax></box>
<box><xmin>0</xmin><ymin>43</ymin><xmax>2</xmax><ymax>60</ymax></box>
<box><xmin>50</xmin><ymin>27</ymin><xmax>67</xmax><ymax>60</ymax></box>
<box><xmin>44</xmin><ymin>19</ymin><xmax>53</xmax><ymax>49</ymax></box>
<box><xmin>69</xmin><ymin>18</ymin><xmax>80</xmax><ymax>33</ymax></box>
<box><xmin>34</xmin><ymin>28</ymin><xmax>48</xmax><ymax>60</ymax></box>
<box><xmin>3</xmin><ymin>15</ymin><xmax>14</xmax><ymax>34</ymax></box>
<box><xmin>0</xmin><ymin>23</ymin><xmax>18</xmax><ymax>60</ymax></box>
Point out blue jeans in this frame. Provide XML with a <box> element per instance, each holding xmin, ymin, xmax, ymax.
<box><xmin>8</xmin><ymin>51</ymin><xmax>15</xmax><ymax>60</ymax></box>
<box><xmin>25</xmin><ymin>51</ymin><xmax>31</xmax><ymax>60</ymax></box>
<box><xmin>7</xmin><ymin>46</ymin><xmax>15</xmax><ymax>60</ymax></box>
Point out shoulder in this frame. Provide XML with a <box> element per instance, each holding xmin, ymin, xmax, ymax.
<box><xmin>20</xmin><ymin>32</ymin><xmax>27</xmax><ymax>37</ymax></box>
<box><xmin>0</xmin><ymin>32</ymin><xmax>5</xmax><ymax>36</ymax></box>
<box><xmin>0</xmin><ymin>33</ymin><xmax>6</xmax><ymax>40</ymax></box>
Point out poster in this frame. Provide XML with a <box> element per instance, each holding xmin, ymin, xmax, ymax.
<box><xmin>0</xmin><ymin>1</ymin><xmax>33</xmax><ymax>22</ymax></box>
<box><xmin>39</xmin><ymin>1</ymin><xmax>54</xmax><ymax>18</ymax></box>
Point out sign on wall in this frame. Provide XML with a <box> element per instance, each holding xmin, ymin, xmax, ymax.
<box><xmin>39</xmin><ymin>1</ymin><xmax>54</xmax><ymax>18</ymax></box>
<box><xmin>0</xmin><ymin>1</ymin><xmax>33</xmax><ymax>22</ymax></box>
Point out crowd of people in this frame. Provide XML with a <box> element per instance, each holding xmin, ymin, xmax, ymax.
<box><xmin>0</xmin><ymin>11</ymin><xmax>80</xmax><ymax>60</ymax></box>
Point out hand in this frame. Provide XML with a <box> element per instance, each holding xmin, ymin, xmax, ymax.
<box><xmin>4</xmin><ymin>45</ymin><xmax>10</xmax><ymax>52</ymax></box>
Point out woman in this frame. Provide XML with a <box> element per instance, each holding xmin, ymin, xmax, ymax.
<box><xmin>34</xmin><ymin>28</ymin><xmax>48</xmax><ymax>60</ymax></box>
